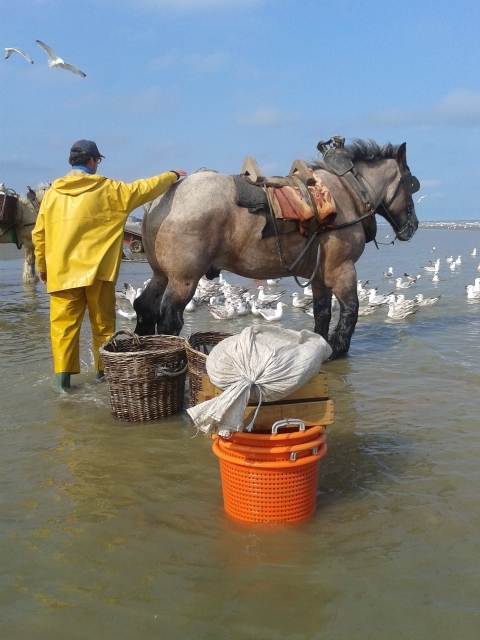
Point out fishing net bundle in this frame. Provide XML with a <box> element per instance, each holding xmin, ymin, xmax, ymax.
<box><xmin>187</xmin><ymin>325</ymin><xmax>332</xmax><ymax>435</ymax></box>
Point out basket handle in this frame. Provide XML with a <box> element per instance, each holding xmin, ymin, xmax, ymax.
<box><xmin>271</xmin><ymin>418</ymin><xmax>305</xmax><ymax>434</ymax></box>
<box><xmin>289</xmin><ymin>444</ymin><xmax>318</xmax><ymax>461</ymax></box>
<box><xmin>156</xmin><ymin>363</ymin><xmax>188</xmax><ymax>378</ymax></box>
<box><xmin>108</xmin><ymin>329</ymin><xmax>141</xmax><ymax>351</ymax></box>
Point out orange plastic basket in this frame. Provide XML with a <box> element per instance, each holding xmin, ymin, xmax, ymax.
<box><xmin>212</xmin><ymin>438</ymin><xmax>327</xmax><ymax>523</ymax></box>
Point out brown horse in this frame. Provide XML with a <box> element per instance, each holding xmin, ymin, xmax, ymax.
<box><xmin>134</xmin><ymin>140</ymin><xmax>419</xmax><ymax>359</ymax></box>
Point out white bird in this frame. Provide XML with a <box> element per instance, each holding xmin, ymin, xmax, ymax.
<box><xmin>449</xmin><ymin>262</ymin><xmax>456</xmax><ymax>271</ymax></box>
<box><xmin>477</xmin><ymin>263</ymin><xmax>480</xmax><ymax>271</ymax></box>
<box><xmin>473</xmin><ymin>278</ymin><xmax>480</xmax><ymax>292</ymax></box>
<box><xmin>249</xmin><ymin>297</ymin><xmax>261</xmax><ymax>316</ymax></box>
<box><xmin>471</xmin><ymin>248</ymin><xmax>477</xmax><ymax>257</ymax></box>
<box><xmin>367</xmin><ymin>289</ymin><xmax>391</xmax><ymax>306</ymax></box>
<box><xmin>423</xmin><ymin>259</ymin><xmax>440</xmax><ymax>272</ymax></box>
<box><xmin>302</xmin><ymin>308</ymin><xmax>314</xmax><ymax>317</ymax></box>
<box><xmin>414</xmin><ymin>294</ymin><xmax>441</xmax><ymax>306</ymax></box>
<box><xmin>256</xmin><ymin>302</ymin><xmax>286</xmax><ymax>321</ymax></box>
<box><xmin>266</xmin><ymin>278</ymin><xmax>282</xmax><ymax>285</ymax></box>
<box><xmin>291</xmin><ymin>292</ymin><xmax>313</xmax><ymax>309</ymax></box>
<box><xmin>358</xmin><ymin>305</ymin><xmax>377</xmax><ymax>316</ymax></box>
<box><xmin>445</xmin><ymin>256</ymin><xmax>454</xmax><ymax>263</ymax></box>
<box><xmin>207</xmin><ymin>300</ymin><xmax>235</xmax><ymax>320</ymax></box>
<box><xmin>301</xmin><ymin>284</ymin><xmax>313</xmax><ymax>296</ymax></box>
<box><xmin>396</xmin><ymin>277</ymin><xmax>415</xmax><ymax>289</ymax></box>
<box><xmin>184</xmin><ymin>298</ymin><xmax>197</xmax><ymax>312</ymax></box>
<box><xmin>4</xmin><ymin>47</ymin><xmax>34</xmax><ymax>64</ymax></box>
<box><xmin>236</xmin><ymin>300</ymin><xmax>250</xmax><ymax>316</ymax></box>
<box><xmin>383</xmin><ymin>267</ymin><xmax>394</xmax><ymax>278</ymax></box>
<box><xmin>432</xmin><ymin>273</ymin><xmax>440</xmax><ymax>283</ymax></box>
<box><xmin>115</xmin><ymin>292</ymin><xmax>136</xmax><ymax>320</ymax></box>
<box><xmin>388</xmin><ymin>294</ymin><xmax>415</xmax><ymax>313</ymax></box>
<box><xmin>387</xmin><ymin>302</ymin><xmax>417</xmax><ymax>320</ymax></box>
<box><xmin>455</xmin><ymin>255</ymin><xmax>462</xmax><ymax>265</ymax></box>
<box><xmin>123</xmin><ymin>282</ymin><xmax>140</xmax><ymax>306</ymax></box>
<box><xmin>431</xmin><ymin>246</ymin><xmax>436</xmax><ymax>252</ymax></box>
<box><xmin>416</xmin><ymin>194</ymin><xmax>430</xmax><ymax>204</ymax></box>
<box><xmin>466</xmin><ymin>285</ymin><xmax>480</xmax><ymax>299</ymax></box>
<box><xmin>257</xmin><ymin>286</ymin><xmax>285</xmax><ymax>304</ymax></box>
<box><xmin>35</xmin><ymin>40</ymin><xmax>86</xmax><ymax>76</ymax></box>
<box><xmin>404</xmin><ymin>272</ymin><xmax>420</xmax><ymax>281</ymax></box>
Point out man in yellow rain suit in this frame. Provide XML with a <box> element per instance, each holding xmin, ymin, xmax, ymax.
<box><xmin>32</xmin><ymin>139</ymin><xmax>186</xmax><ymax>390</ymax></box>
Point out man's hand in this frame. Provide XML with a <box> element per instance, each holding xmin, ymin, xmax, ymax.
<box><xmin>38</xmin><ymin>271</ymin><xmax>47</xmax><ymax>284</ymax></box>
<box><xmin>171</xmin><ymin>169</ymin><xmax>187</xmax><ymax>178</ymax></box>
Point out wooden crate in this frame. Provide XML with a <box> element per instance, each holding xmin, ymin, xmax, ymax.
<box><xmin>198</xmin><ymin>371</ymin><xmax>334</xmax><ymax>431</ymax></box>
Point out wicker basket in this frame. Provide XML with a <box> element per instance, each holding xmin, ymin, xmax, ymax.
<box><xmin>185</xmin><ymin>331</ymin><xmax>232</xmax><ymax>407</ymax></box>
<box><xmin>99</xmin><ymin>330</ymin><xmax>187</xmax><ymax>422</ymax></box>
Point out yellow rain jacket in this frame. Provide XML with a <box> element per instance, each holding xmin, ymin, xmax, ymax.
<box><xmin>32</xmin><ymin>169</ymin><xmax>177</xmax><ymax>293</ymax></box>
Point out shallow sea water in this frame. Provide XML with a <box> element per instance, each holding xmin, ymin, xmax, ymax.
<box><xmin>1</xmin><ymin>228</ymin><xmax>479</xmax><ymax>639</ymax></box>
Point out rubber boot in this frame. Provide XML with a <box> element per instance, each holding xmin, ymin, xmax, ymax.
<box><xmin>55</xmin><ymin>372</ymin><xmax>71</xmax><ymax>390</ymax></box>
<box><xmin>95</xmin><ymin>370</ymin><xmax>105</xmax><ymax>382</ymax></box>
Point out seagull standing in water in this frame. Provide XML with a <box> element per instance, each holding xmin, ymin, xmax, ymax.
<box><xmin>396</xmin><ymin>277</ymin><xmax>416</xmax><ymax>289</ymax></box>
<box><xmin>4</xmin><ymin>47</ymin><xmax>34</xmax><ymax>63</ymax></box>
<box><xmin>256</xmin><ymin>302</ymin><xmax>286</xmax><ymax>321</ymax></box>
<box><xmin>291</xmin><ymin>292</ymin><xmax>313</xmax><ymax>309</ymax></box>
<box><xmin>414</xmin><ymin>294</ymin><xmax>441</xmax><ymax>306</ymax></box>
<box><xmin>35</xmin><ymin>40</ymin><xmax>86</xmax><ymax>76</ymax></box>
<box><xmin>257</xmin><ymin>286</ymin><xmax>285</xmax><ymax>305</ymax></box>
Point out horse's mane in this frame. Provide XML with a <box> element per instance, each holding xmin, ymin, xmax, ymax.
<box><xmin>309</xmin><ymin>139</ymin><xmax>400</xmax><ymax>170</ymax></box>
<box><xmin>17</xmin><ymin>182</ymin><xmax>51</xmax><ymax>204</ymax></box>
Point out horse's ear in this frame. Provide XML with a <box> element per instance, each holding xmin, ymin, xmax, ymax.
<box><xmin>396</xmin><ymin>142</ymin><xmax>407</xmax><ymax>168</ymax></box>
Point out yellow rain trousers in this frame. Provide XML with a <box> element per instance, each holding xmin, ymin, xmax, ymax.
<box><xmin>50</xmin><ymin>280</ymin><xmax>115</xmax><ymax>373</ymax></box>
<box><xmin>32</xmin><ymin>168</ymin><xmax>178</xmax><ymax>374</ymax></box>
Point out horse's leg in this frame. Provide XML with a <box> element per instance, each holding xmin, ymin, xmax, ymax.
<box><xmin>328</xmin><ymin>280</ymin><xmax>358</xmax><ymax>360</ymax></box>
<box><xmin>156</xmin><ymin>277</ymin><xmax>199</xmax><ymax>336</ymax></box>
<box><xmin>328</xmin><ymin>268</ymin><xmax>359</xmax><ymax>359</ymax></box>
<box><xmin>134</xmin><ymin>271</ymin><xmax>167</xmax><ymax>335</ymax></box>
<box><xmin>22</xmin><ymin>241</ymin><xmax>37</xmax><ymax>284</ymax></box>
<box><xmin>311</xmin><ymin>280</ymin><xmax>332</xmax><ymax>342</ymax></box>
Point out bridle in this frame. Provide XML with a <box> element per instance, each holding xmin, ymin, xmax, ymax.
<box><xmin>376</xmin><ymin>168</ymin><xmax>420</xmax><ymax>238</ymax></box>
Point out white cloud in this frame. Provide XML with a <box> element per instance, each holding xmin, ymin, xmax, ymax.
<box><xmin>236</xmin><ymin>106</ymin><xmax>298</xmax><ymax>129</ymax></box>
<box><xmin>357</xmin><ymin>90</ymin><xmax>480</xmax><ymax>128</ymax></box>
<box><xmin>149</xmin><ymin>51</ymin><xmax>229</xmax><ymax>72</ymax></box>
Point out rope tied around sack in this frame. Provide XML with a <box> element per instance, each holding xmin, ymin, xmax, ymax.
<box><xmin>242</xmin><ymin>376</ymin><xmax>263</xmax><ymax>432</ymax></box>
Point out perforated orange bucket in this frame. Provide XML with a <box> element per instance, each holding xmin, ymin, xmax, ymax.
<box><xmin>212</xmin><ymin>438</ymin><xmax>327</xmax><ymax>523</ymax></box>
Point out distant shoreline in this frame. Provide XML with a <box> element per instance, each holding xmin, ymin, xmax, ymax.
<box><xmin>418</xmin><ymin>221</ymin><xmax>480</xmax><ymax>230</ymax></box>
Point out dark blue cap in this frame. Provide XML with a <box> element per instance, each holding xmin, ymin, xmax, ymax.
<box><xmin>70</xmin><ymin>139</ymin><xmax>105</xmax><ymax>158</ymax></box>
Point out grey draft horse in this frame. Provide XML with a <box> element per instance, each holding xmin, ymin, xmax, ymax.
<box><xmin>134</xmin><ymin>140</ymin><xmax>419</xmax><ymax>359</ymax></box>
<box><xmin>0</xmin><ymin>184</ymin><xmax>50</xmax><ymax>283</ymax></box>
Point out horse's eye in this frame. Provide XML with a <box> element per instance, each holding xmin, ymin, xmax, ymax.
<box><xmin>137</xmin><ymin>316</ymin><xmax>143</xmax><ymax>323</ymax></box>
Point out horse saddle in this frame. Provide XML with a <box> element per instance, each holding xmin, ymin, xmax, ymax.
<box><xmin>234</xmin><ymin>157</ymin><xmax>337</xmax><ymax>239</ymax></box>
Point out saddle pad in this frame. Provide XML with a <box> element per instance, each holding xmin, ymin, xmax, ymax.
<box><xmin>233</xmin><ymin>175</ymin><xmax>268</xmax><ymax>212</ymax></box>
<box><xmin>267</xmin><ymin>178</ymin><xmax>337</xmax><ymax>236</ymax></box>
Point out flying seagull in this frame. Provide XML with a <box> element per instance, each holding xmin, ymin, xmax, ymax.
<box><xmin>416</xmin><ymin>194</ymin><xmax>430</xmax><ymax>204</ymax></box>
<box><xmin>35</xmin><ymin>40</ymin><xmax>86</xmax><ymax>77</ymax></box>
<box><xmin>4</xmin><ymin>47</ymin><xmax>34</xmax><ymax>64</ymax></box>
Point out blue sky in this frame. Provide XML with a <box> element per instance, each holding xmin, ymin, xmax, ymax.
<box><xmin>1</xmin><ymin>0</ymin><xmax>479</xmax><ymax>221</ymax></box>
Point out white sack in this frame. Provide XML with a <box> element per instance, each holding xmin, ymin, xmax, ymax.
<box><xmin>187</xmin><ymin>324</ymin><xmax>332</xmax><ymax>434</ymax></box>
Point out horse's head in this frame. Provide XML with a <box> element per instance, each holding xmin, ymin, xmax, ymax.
<box><xmin>378</xmin><ymin>143</ymin><xmax>419</xmax><ymax>241</ymax></box>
